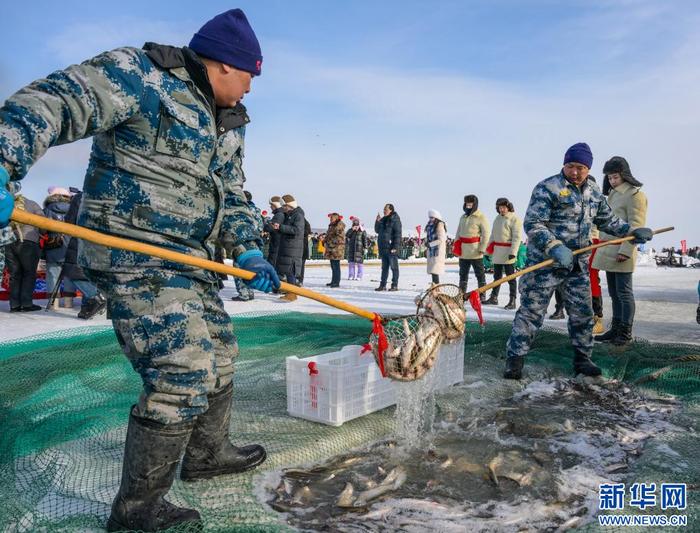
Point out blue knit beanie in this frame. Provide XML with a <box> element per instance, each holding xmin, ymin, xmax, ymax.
<box><xmin>189</xmin><ymin>9</ymin><xmax>262</xmax><ymax>76</ymax></box>
<box><xmin>563</xmin><ymin>142</ymin><xmax>593</xmax><ymax>169</ymax></box>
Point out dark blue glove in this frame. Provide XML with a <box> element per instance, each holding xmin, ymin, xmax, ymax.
<box><xmin>237</xmin><ymin>249</ymin><xmax>281</xmax><ymax>293</ymax></box>
<box><xmin>630</xmin><ymin>227</ymin><xmax>653</xmax><ymax>244</ymax></box>
<box><xmin>0</xmin><ymin>166</ymin><xmax>14</xmax><ymax>228</ymax></box>
<box><xmin>549</xmin><ymin>243</ymin><xmax>573</xmax><ymax>270</ymax></box>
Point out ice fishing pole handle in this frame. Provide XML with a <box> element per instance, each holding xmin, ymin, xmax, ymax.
<box><xmin>476</xmin><ymin>226</ymin><xmax>674</xmax><ymax>294</ymax></box>
<box><xmin>9</xmin><ymin>209</ymin><xmax>379</xmax><ymax>322</ymax></box>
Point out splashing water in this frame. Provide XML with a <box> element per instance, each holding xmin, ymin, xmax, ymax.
<box><xmin>394</xmin><ymin>361</ymin><xmax>439</xmax><ymax>451</ymax></box>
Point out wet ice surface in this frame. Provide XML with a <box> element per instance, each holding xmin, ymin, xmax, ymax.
<box><xmin>262</xmin><ymin>376</ymin><xmax>684</xmax><ymax>532</ymax></box>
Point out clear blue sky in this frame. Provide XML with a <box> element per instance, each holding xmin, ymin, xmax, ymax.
<box><xmin>2</xmin><ymin>0</ymin><xmax>698</xmax><ymax>246</ymax></box>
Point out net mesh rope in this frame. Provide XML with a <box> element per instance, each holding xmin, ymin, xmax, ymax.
<box><xmin>0</xmin><ymin>312</ymin><xmax>697</xmax><ymax>532</ymax></box>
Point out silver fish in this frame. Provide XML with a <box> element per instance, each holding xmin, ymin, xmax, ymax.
<box><xmin>354</xmin><ymin>466</ymin><xmax>407</xmax><ymax>506</ymax></box>
<box><xmin>336</xmin><ymin>482</ymin><xmax>355</xmax><ymax>508</ymax></box>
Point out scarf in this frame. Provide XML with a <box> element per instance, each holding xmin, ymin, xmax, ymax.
<box><xmin>426</xmin><ymin>220</ymin><xmax>439</xmax><ymax>257</ymax></box>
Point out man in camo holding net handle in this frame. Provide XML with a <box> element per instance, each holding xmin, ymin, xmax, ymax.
<box><xmin>0</xmin><ymin>9</ymin><xmax>280</xmax><ymax>532</ymax></box>
<box><xmin>503</xmin><ymin>143</ymin><xmax>653</xmax><ymax>380</ymax></box>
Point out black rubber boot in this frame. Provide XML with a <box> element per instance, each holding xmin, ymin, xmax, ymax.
<box><xmin>483</xmin><ymin>291</ymin><xmax>499</xmax><ymax>305</ymax></box>
<box><xmin>611</xmin><ymin>324</ymin><xmax>633</xmax><ymax>347</ymax></box>
<box><xmin>106</xmin><ymin>412</ymin><xmax>201</xmax><ymax>532</ymax></box>
<box><xmin>573</xmin><ymin>350</ymin><xmax>602</xmax><ymax>377</ymax></box>
<box><xmin>503</xmin><ymin>356</ymin><xmax>524</xmax><ymax>380</ymax></box>
<box><xmin>594</xmin><ymin>319</ymin><xmax>621</xmax><ymax>343</ymax></box>
<box><xmin>78</xmin><ymin>294</ymin><xmax>106</xmax><ymax>320</ymax></box>
<box><xmin>549</xmin><ymin>307</ymin><xmax>565</xmax><ymax>320</ymax></box>
<box><xmin>503</xmin><ymin>296</ymin><xmax>517</xmax><ymax>310</ymax></box>
<box><xmin>181</xmin><ymin>383</ymin><xmax>266</xmax><ymax>482</ymax></box>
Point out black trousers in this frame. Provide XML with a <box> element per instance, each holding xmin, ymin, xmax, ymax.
<box><xmin>299</xmin><ymin>259</ymin><xmax>307</xmax><ymax>285</ymax></box>
<box><xmin>380</xmin><ymin>253</ymin><xmax>399</xmax><ymax>287</ymax></box>
<box><xmin>492</xmin><ymin>263</ymin><xmax>516</xmax><ymax>297</ymax></box>
<box><xmin>330</xmin><ymin>259</ymin><xmax>341</xmax><ymax>286</ymax></box>
<box><xmin>458</xmin><ymin>258</ymin><xmax>485</xmax><ymax>292</ymax></box>
<box><xmin>606</xmin><ymin>271</ymin><xmax>635</xmax><ymax>326</ymax></box>
<box><xmin>6</xmin><ymin>240</ymin><xmax>41</xmax><ymax>309</ymax></box>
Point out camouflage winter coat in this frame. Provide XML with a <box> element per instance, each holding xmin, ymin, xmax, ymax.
<box><xmin>524</xmin><ymin>172</ymin><xmax>630</xmax><ymax>270</ymax></box>
<box><xmin>324</xmin><ymin>219</ymin><xmax>346</xmax><ymax>260</ymax></box>
<box><xmin>0</xmin><ymin>43</ymin><xmax>261</xmax><ymax>282</ymax></box>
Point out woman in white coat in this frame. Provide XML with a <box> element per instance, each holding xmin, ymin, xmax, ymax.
<box><xmin>425</xmin><ymin>209</ymin><xmax>447</xmax><ymax>285</ymax></box>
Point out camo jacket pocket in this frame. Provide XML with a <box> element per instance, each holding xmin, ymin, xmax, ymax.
<box><xmin>155</xmin><ymin>99</ymin><xmax>202</xmax><ymax>163</ymax></box>
<box><xmin>132</xmin><ymin>204</ymin><xmax>193</xmax><ymax>240</ymax></box>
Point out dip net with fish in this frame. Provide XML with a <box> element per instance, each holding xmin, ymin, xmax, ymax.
<box><xmin>0</xmin><ymin>312</ymin><xmax>698</xmax><ymax>532</ymax></box>
<box><xmin>367</xmin><ymin>284</ymin><xmax>467</xmax><ymax>381</ymax></box>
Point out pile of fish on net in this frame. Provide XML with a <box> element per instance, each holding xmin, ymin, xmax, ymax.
<box><xmin>372</xmin><ymin>284</ymin><xmax>466</xmax><ymax>381</ymax></box>
<box><xmin>263</xmin><ymin>375</ymin><xmax>684</xmax><ymax>531</ymax></box>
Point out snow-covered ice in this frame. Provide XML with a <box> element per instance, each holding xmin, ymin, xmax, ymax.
<box><xmin>1</xmin><ymin>260</ymin><xmax>697</xmax><ymax>345</ymax></box>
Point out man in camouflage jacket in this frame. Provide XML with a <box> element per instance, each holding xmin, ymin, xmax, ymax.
<box><xmin>504</xmin><ymin>143</ymin><xmax>653</xmax><ymax>380</ymax></box>
<box><xmin>0</xmin><ymin>9</ymin><xmax>279</xmax><ymax>532</ymax></box>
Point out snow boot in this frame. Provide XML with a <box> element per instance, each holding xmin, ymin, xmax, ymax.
<box><xmin>573</xmin><ymin>350</ymin><xmax>602</xmax><ymax>377</ymax></box>
<box><xmin>594</xmin><ymin>318</ymin><xmax>620</xmax><ymax>343</ymax></box>
<box><xmin>106</xmin><ymin>411</ymin><xmax>201</xmax><ymax>532</ymax></box>
<box><xmin>388</xmin><ymin>286</ymin><xmax>399</xmax><ymax>292</ymax></box>
<box><xmin>503</xmin><ymin>356</ymin><xmax>524</xmax><ymax>380</ymax></box>
<box><xmin>181</xmin><ymin>384</ymin><xmax>266</xmax><ymax>481</ymax></box>
<box><xmin>549</xmin><ymin>307</ymin><xmax>565</xmax><ymax>320</ymax></box>
<box><xmin>483</xmin><ymin>292</ymin><xmax>499</xmax><ymax>305</ymax></box>
<box><xmin>375</xmin><ymin>285</ymin><xmax>387</xmax><ymax>292</ymax></box>
<box><xmin>592</xmin><ymin>315</ymin><xmax>605</xmax><ymax>335</ymax></box>
<box><xmin>611</xmin><ymin>324</ymin><xmax>633</xmax><ymax>347</ymax></box>
<box><xmin>504</xmin><ymin>296</ymin><xmax>517</xmax><ymax>310</ymax></box>
<box><xmin>78</xmin><ymin>295</ymin><xmax>106</xmax><ymax>320</ymax></box>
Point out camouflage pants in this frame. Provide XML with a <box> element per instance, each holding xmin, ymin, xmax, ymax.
<box><xmin>89</xmin><ymin>269</ymin><xmax>237</xmax><ymax>424</ymax></box>
<box><xmin>506</xmin><ymin>264</ymin><xmax>594</xmax><ymax>359</ymax></box>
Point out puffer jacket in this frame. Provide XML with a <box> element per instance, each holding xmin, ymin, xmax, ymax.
<box><xmin>346</xmin><ymin>227</ymin><xmax>368</xmax><ymax>263</ymax></box>
<box><xmin>276</xmin><ymin>206</ymin><xmax>306</xmax><ymax>277</ymax></box>
<box><xmin>264</xmin><ymin>207</ymin><xmax>286</xmax><ymax>267</ymax></box>
<box><xmin>374</xmin><ymin>212</ymin><xmax>402</xmax><ymax>255</ymax></box>
<box><xmin>324</xmin><ymin>219</ymin><xmax>346</xmax><ymax>260</ymax></box>
<box><xmin>10</xmin><ymin>196</ymin><xmax>43</xmax><ymax>243</ymax></box>
<box><xmin>592</xmin><ymin>181</ymin><xmax>647</xmax><ymax>273</ymax></box>
<box><xmin>0</xmin><ymin>43</ymin><xmax>261</xmax><ymax>282</ymax></box>
<box><xmin>42</xmin><ymin>193</ymin><xmax>72</xmax><ymax>263</ymax></box>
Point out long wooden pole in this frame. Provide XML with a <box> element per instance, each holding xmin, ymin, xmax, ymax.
<box><xmin>9</xmin><ymin>209</ymin><xmax>673</xmax><ymax>313</ymax></box>
<box><xmin>9</xmin><ymin>209</ymin><xmax>379</xmax><ymax>321</ymax></box>
<box><xmin>476</xmin><ymin>226</ymin><xmax>674</xmax><ymax>294</ymax></box>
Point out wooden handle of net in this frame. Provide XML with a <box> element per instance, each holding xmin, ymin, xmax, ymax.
<box><xmin>9</xmin><ymin>209</ymin><xmax>379</xmax><ymax>322</ymax></box>
<box><xmin>476</xmin><ymin>226</ymin><xmax>674</xmax><ymax>295</ymax></box>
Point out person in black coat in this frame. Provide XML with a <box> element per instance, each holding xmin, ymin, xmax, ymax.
<box><xmin>374</xmin><ymin>203</ymin><xmax>402</xmax><ymax>291</ymax></box>
<box><xmin>299</xmin><ymin>217</ymin><xmax>311</xmax><ymax>285</ymax></box>
<box><xmin>263</xmin><ymin>196</ymin><xmax>285</xmax><ymax>271</ymax></box>
<box><xmin>272</xmin><ymin>195</ymin><xmax>305</xmax><ymax>298</ymax></box>
<box><xmin>346</xmin><ymin>216</ymin><xmax>368</xmax><ymax>280</ymax></box>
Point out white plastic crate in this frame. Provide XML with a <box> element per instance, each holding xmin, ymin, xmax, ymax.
<box><xmin>286</xmin><ymin>336</ymin><xmax>464</xmax><ymax>426</ymax></box>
